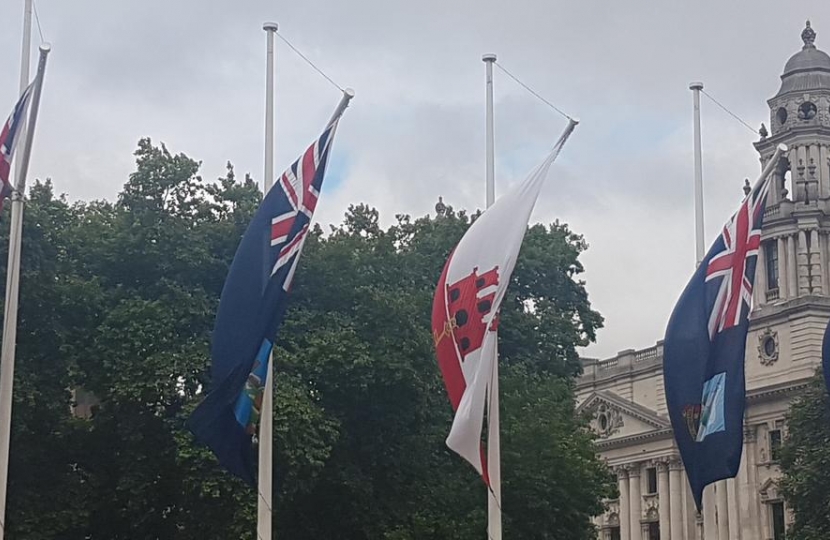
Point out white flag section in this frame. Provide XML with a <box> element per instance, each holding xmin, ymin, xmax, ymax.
<box><xmin>432</xmin><ymin>119</ymin><xmax>577</xmax><ymax>538</ymax></box>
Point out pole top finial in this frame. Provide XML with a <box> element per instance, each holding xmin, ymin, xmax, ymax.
<box><xmin>482</xmin><ymin>53</ymin><xmax>497</xmax><ymax>62</ymax></box>
<box><xmin>263</xmin><ymin>22</ymin><xmax>279</xmax><ymax>32</ymax></box>
<box><xmin>39</xmin><ymin>43</ymin><xmax>51</xmax><ymax>54</ymax></box>
<box><xmin>689</xmin><ymin>81</ymin><xmax>704</xmax><ymax>91</ymax></box>
<box><xmin>802</xmin><ymin>20</ymin><xmax>816</xmax><ymax>49</ymax></box>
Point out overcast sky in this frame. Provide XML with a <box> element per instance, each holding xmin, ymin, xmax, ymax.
<box><xmin>0</xmin><ymin>1</ymin><xmax>825</xmax><ymax>359</ymax></box>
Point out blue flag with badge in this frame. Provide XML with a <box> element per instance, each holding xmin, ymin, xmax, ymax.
<box><xmin>188</xmin><ymin>116</ymin><xmax>342</xmax><ymax>484</ymax></box>
<box><xmin>663</xmin><ymin>175</ymin><xmax>771</xmax><ymax>509</ymax></box>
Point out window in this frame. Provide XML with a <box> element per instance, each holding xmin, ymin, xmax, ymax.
<box><xmin>646</xmin><ymin>467</ymin><xmax>658</xmax><ymax>494</ymax></box>
<box><xmin>648</xmin><ymin>522</ymin><xmax>660</xmax><ymax>540</ymax></box>
<box><xmin>610</xmin><ymin>527</ymin><xmax>621</xmax><ymax>540</ymax></box>
<box><xmin>765</xmin><ymin>241</ymin><xmax>779</xmax><ymax>291</ymax></box>
<box><xmin>771</xmin><ymin>501</ymin><xmax>786</xmax><ymax>540</ymax></box>
<box><xmin>769</xmin><ymin>429</ymin><xmax>782</xmax><ymax>462</ymax></box>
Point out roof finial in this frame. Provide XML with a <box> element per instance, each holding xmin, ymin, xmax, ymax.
<box><xmin>802</xmin><ymin>20</ymin><xmax>816</xmax><ymax>49</ymax></box>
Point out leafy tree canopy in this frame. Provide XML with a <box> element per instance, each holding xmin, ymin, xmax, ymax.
<box><xmin>780</xmin><ymin>371</ymin><xmax>830</xmax><ymax>540</ymax></box>
<box><xmin>0</xmin><ymin>139</ymin><xmax>613</xmax><ymax>539</ymax></box>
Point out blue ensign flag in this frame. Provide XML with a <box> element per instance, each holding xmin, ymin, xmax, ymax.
<box><xmin>664</xmin><ymin>176</ymin><xmax>771</xmax><ymax>509</ymax></box>
<box><xmin>822</xmin><ymin>317</ymin><xmax>830</xmax><ymax>393</ymax></box>
<box><xmin>188</xmin><ymin>118</ymin><xmax>341</xmax><ymax>484</ymax></box>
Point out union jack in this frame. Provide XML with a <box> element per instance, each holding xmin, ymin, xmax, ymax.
<box><xmin>705</xmin><ymin>179</ymin><xmax>771</xmax><ymax>339</ymax></box>
<box><xmin>0</xmin><ymin>84</ymin><xmax>35</xmax><ymax>208</ymax></box>
<box><xmin>270</xmin><ymin>119</ymin><xmax>337</xmax><ymax>288</ymax></box>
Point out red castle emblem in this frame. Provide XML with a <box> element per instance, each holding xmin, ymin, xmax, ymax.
<box><xmin>438</xmin><ymin>266</ymin><xmax>500</xmax><ymax>360</ymax></box>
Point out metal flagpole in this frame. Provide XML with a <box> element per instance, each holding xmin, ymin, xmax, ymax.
<box><xmin>482</xmin><ymin>52</ymin><xmax>501</xmax><ymax>540</ymax></box>
<box><xmin>690</xmin><ymin>82</ymin><xmax>705</xmax><ymax>266</ymax></box>
<box><xmin>483</xmin><ymin>54</ymin><xmax>496</xmax><ymax>208</ymax></box>
<box><xmin>0</xmin><ymin>41</ymin><xmax>50</xmax><ymax>540</ymax></box>
<box><xmin>258</xmin><ymin>21</ymin><xmax>278</xmax><ymax>540</ymax></box>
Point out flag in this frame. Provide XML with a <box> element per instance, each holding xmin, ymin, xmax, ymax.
<box><xmin>0</xmin><ymin>83</ymin><xmax>35</xmax><ymax>210</ymax></box>
<box><xmin>822</xmin><ymin>317</ymin><xmax>830</xmax><ymax>393</ymax></box>
<box><xmin>188</xmin><ymin>116</ymin><xmax>342</xmax><ymax>484</ymax></box>
<box><xmin>431</xmin><ymin>120</ymin><xmax>576</xmax><ymax>479</ymax></box>
<box><xmin>663</xmin><ymin>174</ymin><xmax>772</xmax><ymax>509</ymax></box>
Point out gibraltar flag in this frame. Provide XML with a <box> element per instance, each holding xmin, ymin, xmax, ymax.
<box><xmin>431</xmin><ymin>119</ymin><xmax>577</xmax><ymax>478</ymax></box>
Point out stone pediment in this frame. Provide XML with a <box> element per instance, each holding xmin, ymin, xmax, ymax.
<box><xmin>577</xmin><ymin>391</ymin><xmax>671</xmax><ymax>440</ymax></box>
<box><xmin>759</xmin><ymin>477</ymin><xmax>782</xmax><ymax>502</ymax></box>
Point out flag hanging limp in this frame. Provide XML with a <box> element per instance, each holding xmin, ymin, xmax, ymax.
<box><xmin>0</xmin><ymin>83</ymin><xmax>35</xmax><ymax>210</ymax></box>
<box><xmin>188</xmin><ymin>114</ymin><xmax>343</xmax><ymax>484</ymax></box>
<box><xmin>663</xmin><ymin>172</ymin><xmax>773</xmax><ymax>509</ymax></box>
<box><xmin>431</xmin><ymin>119</ymin><xmax>577</xmax><ymax>479</ymax></box>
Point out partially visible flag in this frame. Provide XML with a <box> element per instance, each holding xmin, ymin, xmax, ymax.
<box><xmin>431</xmin><ymin>119</ymin><xmax>576</xmax><ymax>479</ymax></box>
<box><xmin>0</xmin><ymin>83</ymin><xmax>35</xmax><ymax>210</ymax></box>
<box><xmin>822</xmin><ymin>317</ymin><xmax>830</xmax><ymax>392</ymax></box>
<box><xmin>663</xmin><ymin>174</ymin><xmax>772</xmax><ymax>509</ymax></box>
<box><xmin>188</xmin><ymin>115</ymin><xmax>342</xmax><ymax>484</ymax></box>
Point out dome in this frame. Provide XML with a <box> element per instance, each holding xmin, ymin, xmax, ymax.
<box><xmin>777</xmin><ymin>21</ymin><xmax>830</xmax><ymax>95</ymax></box>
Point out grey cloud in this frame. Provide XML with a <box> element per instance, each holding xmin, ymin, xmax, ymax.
<box><xmin>0</xmin><ymin>0</ymin><xmax>826</xmax><ymax>359</ymax></box>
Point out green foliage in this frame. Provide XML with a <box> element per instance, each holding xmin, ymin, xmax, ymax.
<box><xmin>0</xmin><ymin>140</ymin><xmax>613</xmax><ymax>539</ymax></box>
<box><xmin>780</xmin><ymin>371</ymin><xmax>830</xmax><ymax>540</ymax></box>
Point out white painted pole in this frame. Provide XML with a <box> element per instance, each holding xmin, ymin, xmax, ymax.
<box><xmin>482</xmin><ymin>52</ymin><xmax>501</xmax><ymax>540</ymax></box>
<box><xmin>258</xmin><ymin>21</ymin><xmax>278</xmax><ymax>540</ymax></box>
<box><xmin>18</xmin><ymin>0</ymin><xmax>32</xmax><ymax>107</ymax></box>
<box><xmin>0</xmin><ymin>42</ymin><xmax>50</xmax><ymax>540</ymax></box>
<box><xmin>483</xmin><ymin>54</ymin><xmax>497</xmax><ymax>208</ymax></box>
<box><xmin>327</xmin><ymin>88</ymin><xmax>355</xmax><ymax>127</ymax></box>
<box><xmin>690</xmin><ymin>82</ymin><xmax>705</xmax><ymax>265</ymax></box>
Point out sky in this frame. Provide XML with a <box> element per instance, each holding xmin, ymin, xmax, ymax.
<box><xmin>0</xmin><ymin>1</ymin><xmax>825</xmax><ymax>360</ymax></box>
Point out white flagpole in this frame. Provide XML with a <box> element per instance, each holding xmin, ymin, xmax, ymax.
<box><xmin>258</xmin><ymin>21</ymin><xmax>278</xmax><ymax>540</ymax></box>
<box><xmin>690</xmin><ymin>82</ymin><xmax>705</xmax><ymax>265</ymax></box>
<box><xmin>0</xmin><ymin>41</ymin><xmax>50</xmax><ymax>540</ymax></box>
<box><xmin>483</xmin><ymin>54</ymin><xmax>497</xmax><ymax>208</ymax></box>
<box><xmin>482</xmin><ymin>52</ymin><xmax>502</xmax><ymax>540</ymax></box>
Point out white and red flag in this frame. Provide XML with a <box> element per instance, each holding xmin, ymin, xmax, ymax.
<box><xmin>431</xmin><ymin>119</ymin><xmax>577</xmax><ymax>486</ymax></box>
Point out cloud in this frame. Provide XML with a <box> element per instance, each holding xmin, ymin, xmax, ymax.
<box><xmin>0</xmin><ymin>0</ymin><xmax>826</xmax><ymax>359</ymax></box>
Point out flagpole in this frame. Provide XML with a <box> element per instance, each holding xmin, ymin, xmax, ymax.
<box><xmin>259</xmin><ymin>21</ymin><xmax>278</xmax><ymax>540</ymax></box>
<box><xmin>483</xmin><ymin>54</ymin><xmax>497</xmax><ymax>208</ymax></box>
<box><xmin>482</xmin><ymin>52</ymin><xmax>502</xmax><ymax>540</ymax></box>
<box><xmin>690</xmin><ymin>82</ymin><xmax>705</xmax><ymax>266</ymax></box>
<box><xmin>0</xmin><ymin>42</ymin><xmax>50</xmax><ymax>540</ymax></box>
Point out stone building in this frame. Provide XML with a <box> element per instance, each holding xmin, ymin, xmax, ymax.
<box><xmin>576</xmin><ymin>21</ymin><xmax>830</xmax><ymax>540</ymax></box>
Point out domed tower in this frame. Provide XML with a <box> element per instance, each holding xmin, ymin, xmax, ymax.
<box><xmin>751</xmin><ymin>21</ymin><xmax>830</xmax><ymax>391</ymax></box>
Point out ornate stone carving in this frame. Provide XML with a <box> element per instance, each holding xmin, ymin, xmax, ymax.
<box><xmin>594</xmin><ymin>402</ymin><xmax>624</xmax><ymax>439</ymax></box>
<box><xmin>743</xmin><ymin>424</ymin><xmax>757</xmax><ymax>443</ymax></box>
<box><xmin>803</xmin><ymin>20</ymin><xmax>816</xmax><ymax>49</ymax></box>
<box><xmin>758</xmin><ymin>328</ymin><xmax>779</xmax><ymax>366</ymax></box>
<box><xmin>644</xmin><ymin>504</ymin><xmax>659</xmax><ymax>522</ymax></box>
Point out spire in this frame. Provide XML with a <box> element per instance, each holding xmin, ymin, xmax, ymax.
<box><xmin>802</xmin><ymin>20</ymin><xmax>817</xmax><ymax>49</ymax></box>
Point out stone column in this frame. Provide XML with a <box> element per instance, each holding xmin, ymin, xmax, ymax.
<box><xmin>787</xmin><ymin>234</ymin><xmax>798</xmax><ymax>298</ymax></box>
<box><xmin>798</xmin><ymin>230</ymin><xmax>810</xmax><ymax>294</ymax></box>
<box><xmin>759</xmin><ymin>502</ymin><xmax>771</xmax><ymax>540</ymax></box>
<box><xmin>726</xmin><ymin>478</ymin><xmax>740</xmax><ymax>540</ymax></box>
<box><xmin>739</xmin><ymin>426</ymin><xmax>760</xmax><ymax>540</ymax></box>
<box><xmin>777</xmin><ymin>236</ymin><xmax>787</xmax><ymax>299</ymax></box>
<box><xmin>669</xmin><ymin>460</ymin><xmax>684</xmax><ymax>540</ymax></box>
<box><xmin>658</xmin><ymin>461</ymin><xmax>671</xmax><ymax>540</ymax></box>
<box><xmin>629</xmin><ymin>465</ymin><xmax>642</xmax><ymax>540</ymax></box>
<box><xmin>619</xmin><ymin>468</ymin><xmax>631</xmax><ymax>540</ymax></box>
<box><xmin>716</xmin><ymin>481</ymin><xmax>729</xmax><ymax>540</ymax></box>
<box><xmin>810</xmin><ymin>229</ymin><xmax>822</xmax><ymax>293</ymax></box>
<box><xmin>703</xmin><ymin>484</ymin><xmax>717</xmax><ymax>540</ymax></box>
<box><xmin>754</xmin><ymin>242</ymin><xmax>767</xmax><ymax>308</ymax></box>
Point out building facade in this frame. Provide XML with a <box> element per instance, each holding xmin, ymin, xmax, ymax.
<box><xmin>576</xmin><ymin>21</ymin><xmax>830</xmax><ymax>540</ymax></box>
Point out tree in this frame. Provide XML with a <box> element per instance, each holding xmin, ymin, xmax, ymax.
<box><xmin>780</xmin><ymin>370</ymin><xmax>830</xmax><ymax>540</ymax></box>
<box><xmin>0</xmin><ymin>140</ymin><xmax>614</xmax><ymax>539</ymax></box>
